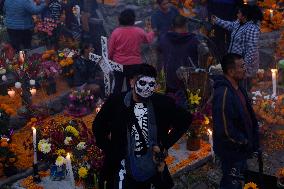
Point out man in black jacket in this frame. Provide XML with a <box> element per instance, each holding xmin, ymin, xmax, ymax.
<box><xmin>93</xmin><ymin>64</ymin><xmax>191</xmax><ymax>189</ymax></box>
<box><xmin>212</xmin><ymin>53</ymin><xmax>259</xmax><ymax>189</ymax></box>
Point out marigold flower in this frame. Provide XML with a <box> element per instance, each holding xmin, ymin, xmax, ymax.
<box><xmin>78</xmin><ymin>167</ymin><xmax>88</xmax><ymax>178</ymax></box>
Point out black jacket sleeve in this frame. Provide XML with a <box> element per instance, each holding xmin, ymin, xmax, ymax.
<box><xmin>92</xmin><ymin>95</ymin><xmax>114</xmax><ymax>151</ymax></box>
<box><xmin>163</xmin><ymin>97</ymin><xmax>192</xmax><ymax>149</ymax></box>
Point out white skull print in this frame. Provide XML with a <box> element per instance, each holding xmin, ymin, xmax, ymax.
<box><xmin>134</xmin><ymin>76</ymin><xmax>156</xmax><ymax>98</ymax></box>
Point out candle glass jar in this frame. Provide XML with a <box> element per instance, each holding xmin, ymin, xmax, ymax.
<box><xmin>50</xmin><ymin>164</ymin><xmax>66</xmax><ymax>181</ymax></box>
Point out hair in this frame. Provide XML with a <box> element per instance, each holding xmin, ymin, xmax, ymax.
<box><xmin>221</xmin><ymin>53</ymin><xmax>243</xmax><ymax>74</ymax></box>
<box><xmin>173</xmin><ymin>15</ymin><xmax>187</xmax><ymax>28</ymax></box>
<box><xmin>80</xmin><ymin>42</ymin><xmax>93</xmax><ymax>55</ymax></box>
<box><xmin>238</xmin><ymin>4</ymin><xmax>263</xmax><ymax>23</ymax></box>
<box><xmin>119</xmin><ymin>9</ymin><xmax>136</xmax><ymax>26</ymax></box>
<box><xmin>129</xmin><ymin>64</ymin><xmax>157</xmax><ymax>79</ymax></box>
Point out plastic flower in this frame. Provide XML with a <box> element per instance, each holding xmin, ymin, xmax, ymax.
<box><xmin>243</xmin><ymin>182</ymin><xmax>258</xmax><ymax>189</ymax></box>
<box><xmin>64</xmin><ymin>137</ymin><xmax>72</xmax><ymax>145</ymax></box>
<box><xmin>189</xmin><ymin>92</ymin><xmax>201</xmax><ymax>105</ymax></box>
<box><xmin>76</xmin><ymin>142</ymin><xmax>86</xmax><ymax>150</ymax></box>
<box><xmin>78</xmin><ymin>167</ymin><xmax>88</xmax><ymax>178</ymax></box>
<box><xmin>55</xmin><ymin>156</ymin><xmax>66</xmax><ymax>167</ymax></box>
<box><xmin>56</xmin><ymin>149</ymin><xmax>66</xmax><ymax>156</ymax></box>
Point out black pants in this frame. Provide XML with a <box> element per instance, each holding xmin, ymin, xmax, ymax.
<box><xmin>113</xmin><ymin>64</ymin><xmax>142</xmax><ymax>95</ymax></box>
<box><xmin>7</xmin><ymin>28</ymin><xmax>33</xmax><ymax>51</ymax></box>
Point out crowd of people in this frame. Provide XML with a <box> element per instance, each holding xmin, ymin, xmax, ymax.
<box><xmin>1</xmin><ymin>0</ymin><xmax>265</xmax><ymax>188</ymax></box>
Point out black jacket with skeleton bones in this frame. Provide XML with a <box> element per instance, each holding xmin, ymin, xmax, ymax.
<box><xmin>93</xmin><ymin>92</ymin><xmax>192</xmax><ymax>180</ymax></box>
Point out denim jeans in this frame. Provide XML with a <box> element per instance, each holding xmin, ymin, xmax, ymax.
<box><xmin>220</xmin><ymin>159</ymin><xmax>247</xmax><ymax>189</ymax></box>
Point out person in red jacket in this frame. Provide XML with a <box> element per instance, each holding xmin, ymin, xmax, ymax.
<box><xmin>108</xmin><ymin>9</ymin><xmax>155</xmax><ymax>95</ymax></box>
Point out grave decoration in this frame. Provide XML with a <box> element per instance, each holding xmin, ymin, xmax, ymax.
<box><xmin>36</xmin><ymin>118</ymin><xmax>104</xmax><ymax>188</ymax></box>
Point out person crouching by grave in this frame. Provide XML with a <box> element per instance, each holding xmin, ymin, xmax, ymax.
<box><xmin>158</xmin><ymin>15</ymin><xmax>199</xmax><ymax>95</ymax></box>
<box><xmin>108</xmin><ymin>9</ymin><xmax>155</xmax><ymax>95</ymax></box>
<box><xmin>93</xmin><ymin>64</ymin><xmax>192</xmax><ymax>189</ymax></box>
<box><xmin>73</xmin><ymin>43</ymin><xmax>103</xmax><ymax>94</ymax></box>
<box><xmin>212</xmin><ymin>53</ymin><xmax>260</xmax><ymax>189</ymax></box>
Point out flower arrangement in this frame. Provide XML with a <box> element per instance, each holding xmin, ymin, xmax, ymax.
<box><xmin>65</xmin><ymin>90</ymin><xmax>97</xmax><ymax>117</ymax></box>
<box><xmin>35</xmin><ymin>18</ymin><xmax>59</xmax><ymax>36</ymax></box>
<box><xmin>0</xmin><ymin>136</ymin><xmax>18</xmax><ymax>177</ymax></box>
<box><xmin>37</xmin><ymin>119</ymin><xmax>104</xmax><ymax>187</ymax></box>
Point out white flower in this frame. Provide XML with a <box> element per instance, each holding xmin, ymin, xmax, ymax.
<box><xmin>55</xmin><ymin>156</ymin><xmax>66</xmax><ymax>167</ymax></box>
<box><xmin>252</xmin><ymin>91</ymin><xmax>262</xmax><ymax>97</ymax></box>
<box><xmin>29</xmin><ymin>80</ymin><xmax>36</xmax><ymax>86</ymax></box>
<box><xmin>0</xmin><ymin>68</ymin><xmax>6</xmax><ymax>75</ymax></box>
<box><xmin>15</xmin><ymin>82</ymin><xmax>22</xmax><ymax>89</ymax></box>
<box><xmin>263</xmin><ymin>95</ymin><xmax>270</xmax><ymax>100</ymax></box>
<box><xmin>252</xmin><ymin>97</ymin><xmax>257</xmax><ymax>101</ymax></box>
<box><xmin>64</xmin><ymin>137</ymin><xmax>72</xmax><ymax>145</ymax></box>
<box><xmin>76</xmin><ymin>142</ymin><xmax>86</xmax><ymax>150</ymax></box>
<box><xmin>38</xmin><ymin>139</ymin><xmax>51</xmax><ymax>154</ymax></box>
<box><xmin>2</xmin><ymin>75</ymin><xmax>7</xmax><ymax>81</ymax></box>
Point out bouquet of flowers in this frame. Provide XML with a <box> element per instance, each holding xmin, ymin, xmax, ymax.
<box><xmin>65</xmin><ymin>90</ymin><xmax>96</xmax><ymax>117</ymax></box>
<box><xmin>35</xmin><ymin>17</ymin><xmax>60</xmax><ymax>46</ymax></box>
<box><xmin>37</xmin><ymin>119</ymin><xmax>104</xmax><ymax>187</ymax></box>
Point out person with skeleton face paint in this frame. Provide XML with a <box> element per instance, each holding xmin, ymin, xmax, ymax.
<box><xmin>93</xmin><ymin>64</ymin><xmax>192</xmax><ymax>189</ymax></box>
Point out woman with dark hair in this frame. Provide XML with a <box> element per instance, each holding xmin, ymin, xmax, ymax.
<box><xmin>211</xmin><ymin>4</ymin><xmax>263</xmax><ymax>89</ymax></box>
<box><xmin>108</xmin><ymin>9</ymin><xmax>155</xmax><ymax>94</ymax></box>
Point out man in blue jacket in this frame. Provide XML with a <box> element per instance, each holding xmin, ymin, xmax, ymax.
<box><xmin>212</xmin><ymin>53</ymin><xmax>259</xmax><ymax>189</ymax></box>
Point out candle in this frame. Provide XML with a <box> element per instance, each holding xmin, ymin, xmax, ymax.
<box><xmin>30</xmin><ymin>88</ymin><xmax>37</xmax><ymax>96</ymax></box>
<box><xmin>104</xmin><ymin>181</ymin><xmax>107</xmax><ymax>189</ymax></box>
<box><xmin>243</xmin><ymin>0</ymin><xmax>247</xmax><ymax>4</ymax></box>
<box><xmin>2</xmin><ymin>75</ymin><xmax>7</xmax><ymax>81</ymax></box>
<box><xmin>66</xmin><ymin>153</ymin><xmax>75</xmax><ymax>188</ymax></box>
<box><xmin>30</xmin><ymin>80</ymin><xmax>36</xmax><ymax>86</ymax></box>
<box><xmin>8</xmin><ymin>89</ymin><xmax>15</xmax><ymax>98</ymax></box>
<box><xmin>32</xmin><ymin>127</ymin><xmax>37</xmax><ymax>164</ymax></box>
<box><xmin>95</xmin><ymin>105</ymin><xmax>101</xmax><ymax>114</ymax></box>
<box><xmin>207</xmin><ymin>129</ymin><xmax>215</xmax><ymax>161</ymax></box>
<box><xmin>269</xmin><ymin>9</ymin><xmax>273</xmax><ymax>19</ymax></box>
<box><xmin>271</xmin><ymin>69</ymin><xmax>277</xmax><ymax>96</ymax></box>
<box><xmin>15</xmin><ymin>82</ymin><xmax>22</xmax><ymax>89</ymax></box>
<box><xmin>19</xmin><ymin>51</ymin><xmax>25</xmax><ymax>63</ymax></box>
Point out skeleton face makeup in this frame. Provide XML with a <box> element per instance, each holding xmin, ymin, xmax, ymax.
<box><xmin>134</xmin><ymin>76</ymin><xmax>156</xmax><ymax>98</ymax></box>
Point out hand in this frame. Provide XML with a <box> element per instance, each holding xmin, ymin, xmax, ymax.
<box><xmin>211</xmin><ymin>15</ymin><xmax>217</xmax><ymax>24</ymax></box>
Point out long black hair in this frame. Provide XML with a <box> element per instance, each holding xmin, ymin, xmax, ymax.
<box><xmin>239</xmin><ymin>4</ymin><xmax>263</xmax><ymax>24</ymax></box>
<box><xmin>119</xmin><ymin>9</ymin><xmax>136</xmax><ymax>26</ymax></box>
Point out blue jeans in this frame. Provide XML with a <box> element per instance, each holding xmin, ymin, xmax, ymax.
<box><xmin>220</xmin><ymin>159</ymin><xmax>247</xmax><ymax>189</ymax></box>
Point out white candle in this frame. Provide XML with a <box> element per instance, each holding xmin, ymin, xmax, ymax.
<box><xmin>207</xmin><ymin>129</ymin><xmax>215</xmax><ymax>161</ymax></box>
<box><xmin>30</xmin><ymin>88</ymin><xmax>37</xmax><ymax>96</ymax></box>
<box><xmin>19</xmin><ymin>51</ymin><xmax>25</xmax><ymax>63</ymax></box>
<box><xmin>66</xmin><ymin>153</ymin><xmax>75</xmax><ymax>188</ymax></box>
<box><xmin>15</xmin><ymin>82</ymin><xmax>22</xmax><ymax>89</ymax></box>
<box><xmin>271</xmin><ymin>69</ymin><xmax>277</xmax><ymax>96</ymax></box>
<box><xmin>30</xmin><ymin>80</ymin><xmax>36</xmax><ymax>86</ymax></box>
<box><xmin>269</xmin><ymin>9</ymin><xmax>273</xmax><ymax>19</ymax></box>
<box><xmin>8</xmin><ymin>89</ymin><xmax>15</xmax><ymax>98</ymax></box>
<box><xmin>32</xmin><ymin>127</ymin><xmax>37</xmax><ymax>164</ymax></box>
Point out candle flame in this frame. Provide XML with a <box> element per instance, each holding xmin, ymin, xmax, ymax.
<box><xmin>271</xmin><ymin>69</ymin><xmax>278</xmax><ymax>73</ymax></box>
<box><xmin>32</xmin><ymin>127</ymin><xmax>36</xmax><ymax>131</ymax></box>
<box><xmin>269</xmin><ymin>9</ymin><xmax>273</xmax><ymax>13</ymax></box>
<box><xmin>207</xmin><ymin>129</ymin><xmax>212</xmax><ymax>135</ymax></box>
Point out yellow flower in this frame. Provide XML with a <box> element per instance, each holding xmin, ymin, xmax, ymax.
<box><xmin>65</xmin><ymin>126</ymin><xmax>79</xmax><ymax>137</ymax></box>
<box><xmin>58</xmin><ymin>53</ymin><xmax>64</xmax><ymax>58</ymax></box>
<box><xmin>204</xmin><ymin>116</ymin><xmax>210</xmax><ymax>125</ymax></box>
<box><xmin>244</xmin><ymin>182</ymin><xmax>258</xmax><ymax>189</ymax></box>
<box><xmin>56</xmin><ymin>149</ymin><xmax>66</xmax><ymax>156</ymax></box>
<box><xmin>55</xmin><ymin>156</ymin><xmax>66</xmax><ymax>167</ymax></box>
<box><xmin>189</xmin><ymin>92</ymin><xmax>201</xmax><ymax>105</ymax></box>
<box><xmin>78</xmin><ymin>167</ymin><xmax>88</xmax><ymax>178</ymax></box>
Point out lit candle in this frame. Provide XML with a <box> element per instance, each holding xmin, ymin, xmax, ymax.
<box><xmin>30</xmin><ymin>88</ymin><xmax>37</xmax><ymax>96</ymax></box>
<box><xmin>271</xmin><ymin>69</ymin><xmax>277</xmax><ymax>96</ymax></box>
<box><xmin>95</xmin><ymin>105</ymin><xmax>101</xmax><ymax>114</ymax></box>
<box><xmin>104</xmin><ymin>181</ymin><xmax>107</xmax><ymax>189</ymax></box>
<box><xmin>243</xmin><ymin>0</ymin><xmax>247</xmax><ymax>4</ymax></box>
<box><xmin>269</xmin><ymin>9</ymin><xmax>273</xmax><ymax>19</ymax></box>
<box><xmin>8</xmin><ymin>89</ymin><xmax>15</xmax><ymax>98</ymax></box>
<box><xmin>19</xmin><ymin>51</ymin><xmax>25</xmax><ymax>63</ymax></box>
<box><xmin>207</xmin><ymin>129</ymin><xmax>215</xmax><ymax>161</ymax></box>
<box><xmin>32</xmin><ymin>127</ymin><xmax>37</xmax><ymax>164</ymax></box>
<box><xmin>66</xmin><ymin>153</ymin><xmax>75</xmax><ymax>188</ymax></box>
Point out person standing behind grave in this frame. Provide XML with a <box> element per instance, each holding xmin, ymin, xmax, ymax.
<box><xmin>211</xmin><ymin>4</ymin><xmax>263</xmax><ymax>90</ymax></box>
<box><xmin>108</xmin><ymin>9</ymin><xmax>155</xmax><ymax>95</ymax></box>
<box><xmin>158</xmin><ymin>15</ymin><xmax>199</xmax><ymax>94</ymax></box>
<box><xmin>4</xmin><ymin>0</ymin><xmax>49</xmax><ymax>51</ymax></box>
<box><xmin>151</xmin><ymin>0</ymin><xmax>179</xmax><ymax>38</ymax></box>
<box><xmin>212</xmin><ymin>53</ymin><xmax>260</xmax><ymax>189</ymax></box>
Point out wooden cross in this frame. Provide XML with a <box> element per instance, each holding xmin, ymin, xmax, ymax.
<box><xmin>89</xmin><ymin>36</ymin><xmax>123</xmax><ymax>96</ymax></box>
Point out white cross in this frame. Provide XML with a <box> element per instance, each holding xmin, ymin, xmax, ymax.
<box><xmin>89</xmin><ymin>36</ymin><xmax>123</xmax><ymax>96</ymax></box>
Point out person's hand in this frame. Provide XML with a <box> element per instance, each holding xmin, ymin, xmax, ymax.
<box><xmin>145</xmin><ymin>18</ymin><xmax>153</xmax><ymax>33</ymax></box>
<box><xmin>211</xmin><ymin>15</ymin><xmax>217</xmax><ymax>24</ymax></box>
